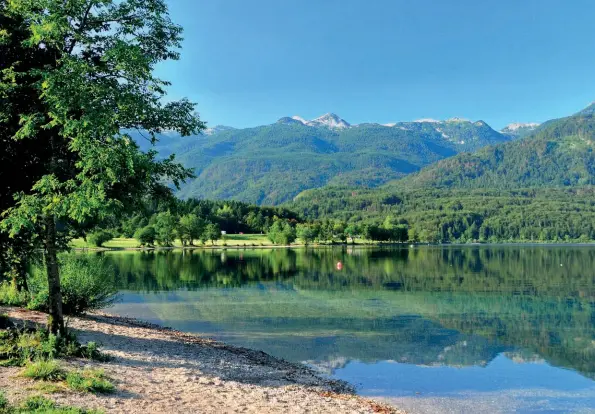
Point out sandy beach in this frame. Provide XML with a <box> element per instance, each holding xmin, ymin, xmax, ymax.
<box><xmin>0</xmin><ymin>306</ymin><xmax>401</xmax><ymax>413</ymax></box>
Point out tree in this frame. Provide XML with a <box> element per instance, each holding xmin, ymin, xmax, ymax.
<box><xmin>202</xmin><ymin>223</ymin><xmax>221</xmax><ymax>245</ymax></box>
<box><xmin>296</xmin><ymin>224</ymin><xmax>316</xmax><ymax>245</ymax></box>
<box><xmin>88</xmin><ymin>230</ymin><xmax>112</xmax><ymax>247</ymax></box>
<box><xmin>408</xmin><ymin>227</ymin><xmax>419</xmax><ymax>243</ymax></box>
<box><xmin>154</xmin><ymin>211</ymin><xmax>177</xmax><ymax>246</ymax></box>
<box><xmin>344</xmin><ymin>224</ymin><xmax>359</xmax><ymax>243</ymax></box>
<box><xmin>0</xmin><ymin>0</ymin><xmax>204</xmax><ymax>334</ymax></box>
<box><xmin>333</xmin><ymin>221</ymin><xmax>347</xmax><ymax>243</ymax></box>
<box><xmin>267</xmin><ymin>220</ymin><xmax>296</xmax><ymax>245</ymax></box>
<box><xmin>178</xmin><ymin>214</ymin><xmax>204</xmax><ymax>246</ymax></box>
<box><xmin>0</xmin><ymin>0</ymin><xmax>54</xmax><ymax>291</ymax></box>
<box><xmin>121</xmin><ymin>214</ymin><xmax>148</xmax><ymax>238</ymax></box>
<box><xmin>134</xmin><ymin>226</ymin><xmax>156</xmax><ymax>247</ymax></box>
<box><xmin>245</xmin><ymin>211</ymin><xmax>265</xmax><ymax>233</ymax></box>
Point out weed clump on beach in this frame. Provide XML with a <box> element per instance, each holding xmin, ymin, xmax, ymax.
<box><xmin>22</xmin><ymin>360</ymin><xmax>66</xmax><ymax>381</ymax></box>
<box><xmin>66</xmin><ymin>369</ymin><xmax>114</xmax><ymax>394</ymax></box>
<box><xmin>14</xmin><ymin>395</ymin><xmax>104</xmax><ymax>413</ymax></box>
<box><xmin>0</xmin><ymin>390</ymin><xmax>8</xmax><ymax>410</ymax></box>
<box><xmin>0</xmin><ymin>327</ymin><xmax>109</xmax><ymax>367</ymax></box>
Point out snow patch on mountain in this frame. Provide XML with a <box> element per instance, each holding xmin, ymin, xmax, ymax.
<box><xmin>435</xmin><ymin>127</ymin><xmax>450</xmax><ymax>139</ymax></box>
<box><xmin>204</xmin><ymin>125</ymin><xmax>237</xmax><ymax>135</ymax></box>
<box><xmin>415</xmin><ymin>118</ymin><xmax>441</xmax><ymax>123</ymax></box>
<box><xmin>446</xmin><ymin>117</ymin><xmax>470</xmax><ymax>123</ymax></box>
<box><xmin>309</xmin><ymin>113</ymin><xmax>350</xmax><ymax>129</ymax></box>
<box><xmin>502</xmin><ymin>122</ymin><xmax>540</xmax><ymax>131</ymax></box>
<box><xmin>291</xmin><ymin>115</ymin><xmax>308</xmax><ymax>124</ymax></box>
<box><xmin>283</xmin><ymin>113</ymin><xmax>351</xmax><ymax>129</ymax></box>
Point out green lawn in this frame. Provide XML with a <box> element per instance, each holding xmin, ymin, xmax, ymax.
<box><xmin>219</xmin><ymin>233</ymin><xmax>271</xmax><ymax>246</ymax></box>
<box><xmin>69</xmin><ymin>234</ymin><xmax>274</xmax><ymax>249</ymax></box>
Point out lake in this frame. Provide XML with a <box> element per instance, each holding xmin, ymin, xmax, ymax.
<box><xmin>102</xmin><ymin>246</ymin><xmax>595</xmax><ymax>413</ymax></box>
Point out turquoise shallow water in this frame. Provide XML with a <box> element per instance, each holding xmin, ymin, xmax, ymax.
<box><xmin>101</xmin><ymin>246</ymin><xmax>595</xmax><ymax>413</ymax></box>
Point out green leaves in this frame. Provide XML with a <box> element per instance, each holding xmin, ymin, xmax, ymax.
<box><xmin>1</xmin><ymin>0</ymin><xmax>204</xmax><ymax>244</ymax></box>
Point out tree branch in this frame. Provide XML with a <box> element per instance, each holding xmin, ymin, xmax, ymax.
<box><xmin>67</xmin><ymin>0</ymin><xmax>95</xmax><ymax>54</ymax></box>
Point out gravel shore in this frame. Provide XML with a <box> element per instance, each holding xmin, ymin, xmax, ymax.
<box><xmin>0</xmin><ymin>306</ymin><xmax>401</xmax><ymax>413</ymax></box>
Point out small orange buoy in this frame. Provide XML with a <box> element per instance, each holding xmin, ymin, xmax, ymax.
<box><xmin>336</xmin><ymin>261</ymin><xmax>343</xmax><ymax>270</ymax></box>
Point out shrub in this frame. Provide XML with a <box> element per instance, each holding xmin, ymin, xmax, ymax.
<box><xmin>1</xmin><ymin>394</ymin><xmax>103</xmax><ymax>414</ymax></box>
<box><xmin>134</xmin><ymin>226</ymin><xmax>156</xmax><ymax>247</ymax></box>
<box><xmin>78</xmin><ymin>342</ymin><xmax>108</xmax><ymax>361</ymax></box>
<box><xmin>0</xmin><ymin>281</ymin><xmax>28</xmax><ymax>307</ymax></box>
<box><xmin>66</xmin><ymin>369</ymin><xmax>114</xmax><ymax>394</ymax></box>
<box><xmin>0</xmin><ymin>314</ymin><xmax>13</xmax><ymax>330</ymax></box>
<box><xmin>0</xmin><ymin>390</ymin><xmax>7</xmax><ymax>410</ymax></box>
<box><xmin>21</xmin><ymin>395</ymin><xmax>57</xmax><ymax>411</ymax></box>
<box><xmin>22</xmin><ymin>360</ymin><xmax>66</xmax><ymax>381</ymax></box>
<box><xmin>87</xmin><ymin>230</ymin><xmax>112</xmax><ymax>248</ymax></box>
<box><xmin>28</xmin><ymin>254</ymin><xmax>119</xmax><ymax>315</ymax></box>
<box><xmin>0</xmin><ymin>327</ymin><xmax>108</xmax><ymax>367</ymax></box>
<box><xmin>19</xmin><ymin>395</ymin><xmax>103</xmax><ymax>413</ymax></box>
<box><xmin>0</xmin><ymin>329</ymin><xmax>59</xmax><ymax>365</ymax></box>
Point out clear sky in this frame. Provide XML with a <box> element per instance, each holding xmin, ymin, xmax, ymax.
<box><xmin>159</xmin><ymin>0</ymin><xmax>595</xmax><ymax>129</ymax></box>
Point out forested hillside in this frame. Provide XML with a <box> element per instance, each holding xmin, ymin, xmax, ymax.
<box><xmin>133</xmin><ymin>115</ymin><xmax>514</xmax><ymax>204</ymax></box>
<box><xmin>396</xmin><ymin>105</ymin><xmax>595</xmax><ymax>189</ymax></box>
<box><xmin>289</xmin><ymin>187</ymin><xmax>595</xmax><ymax>243</ymax></box>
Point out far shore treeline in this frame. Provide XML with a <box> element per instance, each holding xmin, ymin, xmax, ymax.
<box><xmin>83</xmin><ymin>184</ymin><xmax>595</xmax><ymax>249</ymax></box>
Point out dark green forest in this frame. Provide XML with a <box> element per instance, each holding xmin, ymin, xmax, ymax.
<box><xmin>289</xmin><ymin>187</ymin><xmax>595</xmax><ymax>243</ymax></box>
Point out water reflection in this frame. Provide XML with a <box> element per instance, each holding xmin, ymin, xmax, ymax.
<box><xmin>103</xmin><ymin>246</ymin><xmax>595</xmax><ymax>387</ymax></box>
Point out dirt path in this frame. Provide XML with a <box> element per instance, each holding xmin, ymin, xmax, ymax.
<box><xmin>0</xmin><ymin>307</ymin><xmax>401</xmax><ymax>414</ymax></box>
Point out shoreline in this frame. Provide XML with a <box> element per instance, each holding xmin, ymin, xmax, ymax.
<box><xmin>71</xmin><ymin>241</ymin><xmax>595</xmax><ymax>252</ymax></box>
<box><xmin>0</xmin><ymin>306</ymin><xmax>400</xmax><ymax>413</ymax></box>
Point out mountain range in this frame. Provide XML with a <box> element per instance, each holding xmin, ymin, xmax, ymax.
<box><xmin>392</xmin><ymin>103</ymin><xmax>595</xmax><ymax>190</ymax></box>
<box><xmin>133</xmin><ymin>102</ymin><xmax>595</xmax><ymax>206</ymax></box>
<box><xmin>134</xmin><ymin>112</ymin><xmax>544</xmax><ymax>204</ymax></box>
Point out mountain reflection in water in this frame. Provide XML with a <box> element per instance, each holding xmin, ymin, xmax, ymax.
<box><xmin>103</xmin><ymin>246</ymin><xmax>595</xmax><ymax>407</ymax></box>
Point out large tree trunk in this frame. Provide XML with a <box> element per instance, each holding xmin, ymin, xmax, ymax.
<box><xmin>44</xmin><ymin>214</ymin><xmax>65</xmax><ymax>336</ymax></box>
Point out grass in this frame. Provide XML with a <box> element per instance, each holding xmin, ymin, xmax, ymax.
<box><xmin>65</xmin><ymin>369</ymin><xmax>114</xmax><ymax>394</ymax></box>
<box><xmin>69</xmin><ymin>237</ymin><xmax>140</xmax><ymax>249</ymax></box>
<box><xmin>21</xmin><ymin>361</ymin><xmax>114</xmax><ymax>394</ymax></box>
<box><xmin>69</xmin><ymin>234</ymin><xmax>275</xmax><ymax>249</ymax></box>
<box><xmin>15</xmin><ymin>395</ymin><xmax>103</xmax><ymax>413</ymax></box>
<box><xmin>29</xmin><ymin>382</ymin><xmax>64</xmax><ymax>394</ymax></box>
<box><xmin>21</xmin><ymin>360</ymin><xmax>66</xmax><ymax>381</ymax></box>
<box><xmin>0</xmin><ymin>283</ymin><xmax>28</xmax><ymax>307</ymax></box>
<box><xmin>1</xmin><ymin>326</ymin><xmax>108</xmax><ymax>368</ymax></box>
<box><xmin>68</xmin><ymin>234</ymin><xmax>386</xmax><ymax>250</ymax></box>
<box><xmin>0</xmin><ymin>390</ymin><xmax>8</xmax><ymax>411</ymax></box>
<box><xmin>218</xmin><ymin>234</ymin><xmax>271</xmax><ymax>246</ymax></box>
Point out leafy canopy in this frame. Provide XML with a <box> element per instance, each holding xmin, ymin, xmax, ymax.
<box><xmin>1</xmin><ymin>0</ymin><xmax>204</xmax><ymax>240</ymax></box>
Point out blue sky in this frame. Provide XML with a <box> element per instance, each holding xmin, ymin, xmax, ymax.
<box><xmin>159</xmin><ymin>0</ymin><xmax>595</xmax><ymax>129</ymax></box>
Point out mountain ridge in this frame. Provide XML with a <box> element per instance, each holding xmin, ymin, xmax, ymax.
<box><xmin>157</xmin><ymin>115</ymin><xmax>515</xmax><ymax>204</ymax></box>
<box><xmin>131</xmin><ymin>105</ymin><xmax>593</xmax><ymax>205</ymax></box>
<box><xmin>390</xmin><ymin>104</ymin><xmax>595</xmax><ymax>190</ymax></box>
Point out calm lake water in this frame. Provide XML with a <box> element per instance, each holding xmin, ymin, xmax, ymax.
<box><xmin>102</xmin><ymin>246</ymin><xmax>595</xmax><ymax>413</ymax></box>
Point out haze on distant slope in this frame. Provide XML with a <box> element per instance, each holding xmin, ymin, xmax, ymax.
<box><xmin>136</xmin><ymin>113</ymin><xmax>515</xmax><ymax>205</ymax></box>
<box><xmin>394</xmin><ymin>103</ymin><xmax>595</xmax><ymax>190</ymax></box>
